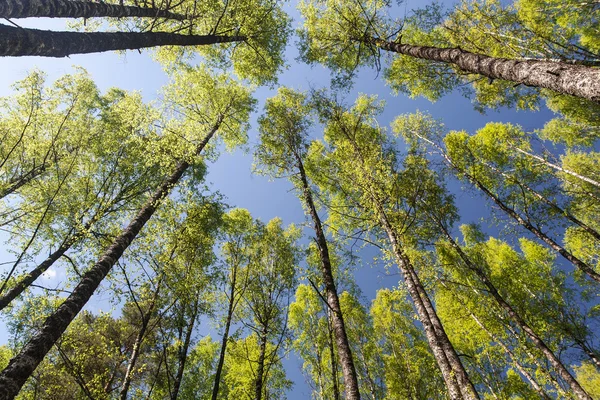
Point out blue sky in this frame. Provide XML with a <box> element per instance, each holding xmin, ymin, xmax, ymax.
<box><xmin>0</xmin><ymin>3</ymin><xmax>562</xmax><ymax>398</ymax></box>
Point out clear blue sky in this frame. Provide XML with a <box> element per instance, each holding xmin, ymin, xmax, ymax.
<box><xmin>0</xmin><ymin>3</ymin><xmax>558</xmax><ymax>398</ymax></box>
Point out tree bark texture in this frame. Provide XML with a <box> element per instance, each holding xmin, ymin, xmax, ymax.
<box><xmin>297</xmin><ymin>158</ymin><xmax>361</xmax><ymax>400</ymax></box>
<box><xmin>371</xmin><ymin>38</ymin><xmax>600</xmax><ymax>103</ymax></box>
<box><xmin>0</xmin><ymin>0</ymin><xmax>186</xmax><ymax>20</ymax></box>
<box><xmin>211</xmin><ymin>267</ymin><xmax>237</xmax><ymax>400</ymax></box>
<box><xmin>0</xmin><ymin>24</ymin><xmax>245</xmax><ymax>58</ymax></box>
<box><xmin>381</xmin><ymin>221</ymin><xmax>476</xmax><ymax>400</ymax></box>
<box><xmin>0</xmin><ymin>122</ymin><xmax>221</xmax><ymax>400</ymax></box>
<box><xmin>254</xmin><ymin>328</ymin><xmax>268</xmax><ymax>400</ymax></box>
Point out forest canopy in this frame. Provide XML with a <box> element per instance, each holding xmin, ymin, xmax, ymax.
<box><xmin>0</xmin><ymin>0</ymin><xmax>599</xmax><ymax>399</ymax></box>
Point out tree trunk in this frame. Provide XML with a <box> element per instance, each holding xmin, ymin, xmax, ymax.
<box><xmin>417</xmin><ymin>133</ymin><xmax>600</xmax><ymax>284</ymax></box>
<box><xmin>120</xmin><ymin>274</ymin><xmax>163</xmax><ymax>400</ymax></box>
<box><xmin>171</xmin><ymin>298</ymin><xmax>199</xmax><ymax>400</ymax></box>
<box><xmin>483</xmin><ymin>161</ymin><xmax>600</xmax><ymax>241</ymax></box>
<box><xmin>296</xmin><ymin>158</ymin><xmax>361</xmax><ymax>400</ymax></box>
<box><xmin>211</xmin><ymin>265</ymin><xmax>238</xmax><ymax>400</ymax></box>
<box><xmin>369</xmin><ymin>38</ymin><xmax>600</xmax><ymax>103</ymax></box>
<box><xmin>254</xmin><ymin>328</ymin><xmax>268</xmax><ymax>400</ymax></box>
<box><xmin>0</xmin><ymin>120</ymin><xmax>221</xmax><ymax>400</ymax></box>
<box><xmin>381</xmin><ymin>221</ymin><xmax>476</xmax><ymax>400</ymax></box>
<box><xmin>436</xmin><ymin>223</ymin><xmax>591</xmax><ymax>400</ymax></box>
<box><xmin>512</xmin><ymin>147</ymin><xmax>600</xmax><ymax>189</ymax></box>
<box><xmin>326</xmin><ymin>310</ymin><xmax>341</xmax><ymax>400</ymax></box>
<box><xmin>0</xmin><ymin>213</ymin><xmax>100</xmax><ymax>311</ymax></box>
<box><xmin>467</xmin><ymin>310</ymin><xmax>550</xmax><ymax>400</ymax></box>
<box><xmin>0</xmin><ymin>0</ymin><xmax>186</xmax><ymax>20</ymax></box>
<box><xmin>0</xmin><ymin>24</ymin><xmax>245</xmax><ymax>58</ymax></box>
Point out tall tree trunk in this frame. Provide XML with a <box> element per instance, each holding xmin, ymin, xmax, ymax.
<box><xmin>120</xmin><ymin>275</ymin><xmax>163</xmax><ymax>400</ymax></box>
<box><xmin>417</xmin><ymin>133</ymin><xmax>600</xmax><ymax>284</ymax></box>
<box><xmin>483</xmin><ymin>161</ymin><xmax>600</xmax><ymax>241</ymax></box>
<box><xmin>326</xmin><ymin>310</ymin><xmax>341</xmax><ymax>400</ymax></box>
<box><xmin>333</xmin><ymin>115</ymin><xmax>477</xmax><ymax>399</ymax></box>
<box><xmin>0</xmin><ymin>0</ymin><xmax>186</xmax><ymax>20</ymax></box>
<box><xmin>171</xmin><ymin>298</ymin><xmax>200</xmax><ymax>400</ymax></box>
<box><xmin>368</xmin><ymin>38</ymin><xmax>600</xmax><ymax>103</ymax></box>
<box><xmin>211</xmin><ymin>265</ymin><xmax>238</xmax><ymax>400</ymax></box>
<box><xmin>0</xmin><ymin>25</ymin><xmax>245</xmax><ymax>58</ymax></box>
<box><xmin>512</xmin><ymin>147</ymin><xmax>600</xmax><ymax>189</ymax></box>
<box><xmin>0</xmin><ymin>120</ymin><xmax>221</xmax><ymax>400</ymax></box>
<box><xmin>381</xmin><ymin>220</ymin><xmax>476</xmax><ymax>400</ymax></box>
<box><xmin>254</xmin><ymin>327</ymin><xmax>269</xmax><ymax>400</ymax></box>
<box><xmin>436</xmin><ymin>225</ymin><xmax>590</xmax><ymax>399</ymax></box>
<box><xmin>296</xmin><ymin>157</ymin><xmax>361</xmax><ymax>400</ymax></box>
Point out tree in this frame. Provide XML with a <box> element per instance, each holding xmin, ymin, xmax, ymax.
<box><xmin>255</xmin><ymin>87</ymin><xmax>361</xmax><ymax>400</ymax></box>
<box><xmin>308</xmin><ymin>93</ymin><xmax>478</xmax><ymax>400</ymax></box>
<box><xmin>0</xmin><ymin>66</ymin><xmax>255</xmax><ymax>399</ymax></box>
<box><xmin>299</xmin><ymin>0</ymin><xmax>600</xmax><ymax>103</ymax></box>
<box><xmin>233</xmin><ymin>217</ymin><xmax>300</xmax><ymax>400</ymax></box>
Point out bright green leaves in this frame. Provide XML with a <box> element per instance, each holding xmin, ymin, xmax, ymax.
<box><xmin>255</xmin><ymin>87</ymin><xmax>311</xmax><ymax>179</ymax></box>
<box><xmin>162</xmin><ymin>65</ymin><xmax>256</xmax><ymax>162</ymax></box>
<box><xmin>153</xmin><ymin>0</ymin><xmax>292</xmax><ymax>86</ymax></box>
<box><xmin>298</xmin><ymin>0</ymin><xmax>394</xmax><ymax>84</ymax></box>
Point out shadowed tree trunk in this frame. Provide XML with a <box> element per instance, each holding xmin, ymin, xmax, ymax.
<box><xmin>367</xmin><ymin>38</ymin><xmax>600</xmax><ymax>103</ymax></box>
<box><xmin>296</xmin><ymin>157</ymin><xmax>361</xmax><ymax>400</ymax></box>
<box><xmin>0</xmin><ymin>24</ymin><xmax>245</xmax><ymax>58</ymax></box>
<box><xmin>254</xmin><ymin>327</ymin><xmax>269</xmax><ymax>400</ymax></box>
<box><xmin>0</xmin><ymin>0</ymin><xmax>186</xmax><ymax>20</ymax></box>
<box><xmin>0</xmin><ymin>119</ymin><xmax>222</xmax><ymax>400</ymax></box>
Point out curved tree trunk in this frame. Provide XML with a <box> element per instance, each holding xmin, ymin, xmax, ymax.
<box><xmin>369</xmin><ymin>38</ymin><xmax>600</xmax><ymax>103</ymax></box>
<box><xmin>297</xmin><ymin>158</ymin><xmax>361</xmax><ymax>400</ymax></box>
<box><xmin>0</xmin><ymin>25</ymin><xmax>245</xmax><ymax>58</ymax></box>
<box><xmin>0</xmin><ymin>120</ymin><xmax>221</xmax><ymax>400</ymax></box>
<box><xmin>326</xmin><ymin>310</ymin><xmax>341</xmax><ymax>400</ymax></box>
<box><xmin>0</xmin><ymin>0</ymin><xmax>186</xmax><ymax>20</ymax></box>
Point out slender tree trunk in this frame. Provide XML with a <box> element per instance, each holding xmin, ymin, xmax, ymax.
<box><xmin>296</xmin><ymin>158</ymin><xmax>361</xmax><ymax>400</ymax></box>
<box><xmin>211</xmin><ymin>266</ymin><xmax>238</xmax><ymax>400</ymax></box>
<box><xmin>326</xmin><ymin>310</ymin><xmax>341</xmax><ymax>400</ymax></box>
<box><xmin>381</xmin><ymin>218</ymin><xmax>463</xmax><ymax>400</ymax></box>
<box><xmin>467</xmin><ymin>311</ymin><xmax>550</xmax><ymax>400</ymax></box>
<box><xmin>0</xmin><ymin>120</ymin><xmax>221</xmax><ymax>400</ymax></box>
<box><xmin>512</xmin><ymin>147</ymin><xmax>600</xmax><ymax>189</ymax></box>
<box><xmin>368</xmin><ymin>37</ymin><xmax>600</xmax><ymax>103</ymax></box>
<box><xmin>171</xmin><ymin>298</ymin><xmax>199</xmax><ymax>400</ymax></box>
<box><xmin>0</xmin><ymin>162</ymin><xmax>51</xmax><ymax>200</ymax></box>
<box><xmin>417</xmin><ymin>133</ymin><xmax>600</xmax><ymax>284</ymax></box>
<box><xmin>120</xmin><ymin>276</ymin><xmax>163</xmax><ymax>400</ymax></box>
<box><xmin>254</xmin><ymin>327</ymin><xmax>269</xmax><ymax>400</ymax></box>
<box><xmin>0</xmin><ymin>213</ymin><xmax>100</xmax><ymax>310</ymax></box>
<box><xmin>436</xmin><ymin>225</ymin><xmax>590</xmax><ymax>399</ymax></box>
<box><xmin>0</xmin><ymin>0</ymin><xmax>186</xmax><ymax>20</ymax></box>
<box><xmin>483</xmin><ymin>161</ymin><xmax>600</xmax><ymax>241</ymax></box>
<box><xmin>0</xmin><ymin>25</ymin><xmax>246</xmax><ymax>58</ymax></box>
